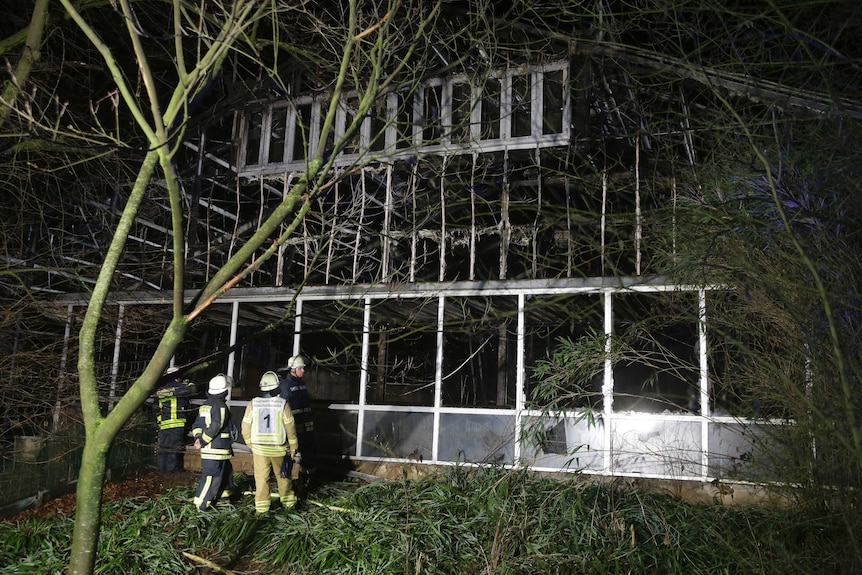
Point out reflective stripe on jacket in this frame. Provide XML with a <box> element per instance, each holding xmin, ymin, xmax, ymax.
<box><xmin>157</xmin><ymin>380</ymin><xmax>195</xmax><ymax>430</ymax></box>
<box><xmin>192</xmin><ymin>397</ymin><xmax>233</xmax><ymax>461</ymax></box>
<box><xmin>241</xmin><ymin>395</ymin><xmax>299</xmax><ymax>457</ymax></box>
<box><xmin>158</xmin><ymin>396</ymin><xmax>186</xmax><ymax>430</ymax></box>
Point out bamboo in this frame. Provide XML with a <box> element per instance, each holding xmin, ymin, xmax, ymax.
<box><xmin>497</xmin><ymin>322</ymin><xmax>508</xmax><ymax>406</ymax></box>
<box><xmin>410</xmin><ymin>162</ymin><xmax>418</xmax><ymax>282</ymax></box>
<box><xmin>353</xmin><ymin>172</ymin><xmax>366</xmax><ymax>280</ymax></box>
<box><xmin>181</xmin><ymin>552</ymin><xmax>237</xmax><ymax>575</ymax></box>
<box><xmin>326</xmin><ymin>178</ymin><xmax>338</xmax><ymax>283</ymax></box>
<box><xmin>377</xmin><ymin>329</ymin><xmax>387</xmax><ymax>403</ymax></box>
<box><xmin>635</xmin><ymin>139</ymin><xmax>641</xmax><ymax>276</ymax></box>
<box><xmin>532</xmin><ymin>147</ymin><xmax>540</xmax><ymax>278</ymax></box>
<box><xmin>500</xmin><ymin>149</ymin><xmax>510</xmax><ymax>280</ymax></box>
<box><xmin>601</xmin><ymin>171</ymin><xmax>607</xmax><ymax>276</ymax></box>
<box><xmin>470</xmin><ymin>153</ymin><xmax>477</xmax><ymax>281</ymax></box>
<box><xmin>439</xmin><ymin>159</ymin><xmax>447</xmax><ymax>282</ymax></box>
<box><xmin>382</xmin><ymin>165</ymin><xmax>393</xmax><ymax>281</ymax></box>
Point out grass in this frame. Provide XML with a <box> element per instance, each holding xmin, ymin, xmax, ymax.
<box><xmin>0</xmin><ymin>466</ymin><xmax>851</xmax><ymax>574</ymax></box>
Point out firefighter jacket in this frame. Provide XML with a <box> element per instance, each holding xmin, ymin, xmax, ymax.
<box><xmin>241</xmin><ymin>393</ymin><xmax>299</xmax><ymax>457</ymax></box>
<box><xmin>279</xmin><ymin>373</ymin><xmax>314</xmax><ymax>435</ymax></box>
<box><xmin>192</xmin><ymin>392</ymin><xmax>234</xmax><ymax>461</ymax></box>
<box><xmin>157</xmin><ymin>379</ymin><xmax>196</xmax><ymax>430</ymax></box>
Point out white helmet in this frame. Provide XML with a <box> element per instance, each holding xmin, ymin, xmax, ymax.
<box><xmin>260</xmin><ymin>370</ymin><xmax>279</xmax><ymax>392</ymax></box>
<box><xmin>208</xmin><ymin>374</ymin><xmax>230</xmax><ymax>394</ymax></box>
<box><xmin>165</xmin><ymin>366</ymin><xmax>179</xmax><ymax>375</ymax></box>
<box><xmin>289</xmin><ymin>355</ymin><xmax>306</xmax><ymax>369</ymax></box>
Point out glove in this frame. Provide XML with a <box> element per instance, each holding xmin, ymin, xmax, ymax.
<box><xmin>280</xmin><ymin>455</ymin><xmax>294</xmax><ymax>479</ymax></box>
<box><xmin>156</xmin><ymin>388</ymin><xmax>173</xmax><ymax>399</ymax></box>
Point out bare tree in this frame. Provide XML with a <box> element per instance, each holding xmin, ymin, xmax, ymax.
<box><xmin>1</xmin><ymin>0</ymin><xmax>462</xmax><ymax>572</ymax></box>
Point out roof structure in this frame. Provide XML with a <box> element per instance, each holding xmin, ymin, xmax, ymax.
<box><xmin>3</xmin><ymin>1</ymin><xmax>861</xmax><ymax>301</ymax></box>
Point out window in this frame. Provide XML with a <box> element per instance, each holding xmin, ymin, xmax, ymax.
<box><xmin>480</xmin><ymin>76</ymin><xmax>502</xmax><ymax>140</ymax></box>
<box><xmin>451</xmin><ymin>81</ymin><xmax>473</xmax><ymax>144</ymax></box>
<box><xmin>244</xmin><ymin>109</ymin><xmax>263</xmax><ymax>166</ymax></box>
<box><xmin>612</xmin><ymin>292</ymin><xmax>700</xmax><ymax>414</ymax></box>
<box><xmin>511</xmin><ymin>73</ymin><xmax>533</xmax><ymax>137</ymax></box>
<box><xmin>542</xmin><ymin>68</ymin><xmax>566</xmax><ymax>135</ymax></box>
<box><xmin>268</xmin><ymin>106</ymin><xmax>288</xmax><ymax>164</ymax></box>
<box><xmin>238</xmin><ymin>61</ymin><xmax>570</xmax><ymax>174</ymax></box>
<box><xmin>442</xmin><ymin>296</ymin><xmax>518</xmax><ymax>408</ymax></box>
<box><xmin>367</xmin><ymin>298</ymin><xmax>438</xmax><ymax>406</ymax></box>
<box><xmin>296</xmin><ymin>300</ymin><xmax>365</xmax><ymax>404</ymax></box>
<box><xmin>422</xmin><ymin>82</ymin><xmax>444</xmax><ymax>144</ymax></box>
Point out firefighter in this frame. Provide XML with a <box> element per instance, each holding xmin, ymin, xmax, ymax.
<box><xmin>241</xmin><ymin>370</ymin><xmax>300</xmax><ymax>514</ymax></box>
<box><xmin>278</xmin><ymin>355</ymin><xmax>319</xmax><ymax>491</ymax></box>
<box><xmin>155</xmin><ymin>366</ymin><xmax>196</xmax><ymax>473</ymax></box>
<box><xmin>191</xmin><ymin>374</ymin><xmax>235</xmax><ymax>511</ymax></box>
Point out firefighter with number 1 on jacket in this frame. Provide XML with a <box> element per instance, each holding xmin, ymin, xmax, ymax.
<box><xmin>191</xmin><ymin>374</ymin><xmax>234</xmax><ymax>511</ymax></box>
<box><xmin>241</xmin><ymin>370</ymin><xmax>300</xmax><ymax>514</ymax></box>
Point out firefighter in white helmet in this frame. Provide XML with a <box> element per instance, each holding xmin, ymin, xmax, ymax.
<box><xmin>278</xmin><ymin>355</ymin><xmax>318</xmax><ymax>492</ymax></box>
<box><xmin>241</xmin><ymin>370</ymin><xmax>300</xmax><ymax>514</ymax></box>
<box><xmin>191</xmin><ymin>374</ymin><xmax>235</xmax><ymax>511</ymax></box>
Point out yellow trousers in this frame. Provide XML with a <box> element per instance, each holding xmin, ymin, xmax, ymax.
<box><xmin>252</xmin><ymin>453</ymin><xmax>296</xmax><ymax>513</ymax></box>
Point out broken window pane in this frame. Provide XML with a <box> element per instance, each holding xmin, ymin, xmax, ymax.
<box><xmin>450</xmin><ymin>81</ymin><xmax>473</xmax><ymax>144</ymax></box>
<box><xmin>395</xmin><ymin>91</ymin><xmax>414</xmax><ymax>150</ymax></box>
<box><xmin>522</xmin><ymin>414</ymin><xmax>606</xmax><ymax>472</ymax></box>
<box><xmin>525</xmin><ymin>293</ymin><xmax>604</xmax><ymax>410</ymax></box>
<box><xmin>506</xmin><ymin>149</ymin><xmax>539</xmax><ymax>278</ymax></box>
<box><xmin>174</xmin><ymin>306</ymin><xmax>234</xmax><ymax>393</ymax></box>
<box><xmin>268</xmin><ymin>106</ymin><xmax>288</xmax><ymax>164</ymax></box>
<box><xmin>706</xmin><ymin>291</ymin><xmax>794</xmax><ymax>419</ymax></box>
<box><xmin>291</xmin><ymin>101</ymin><xmax>312</xmax><ymax>162</ymax></box>
<box><xmin>368</xmin><ymin>96</ymin><xmax>388</xmax><ymax>153</ymax></box>
<box><xmin>480</xmin><ymin>76</ymin><xmax>501</xmax><ymax>140</ymax></box>
<box><xmin>342</xmin><ymin>95</ymin><xmax>361</xmax><ymax>155</ymax></box>
<box><xmin>412</xmin><ymin>157</ymin><xmax>444</xmax><ymax>282</ymax></box>
<box><xmin>604</xmin><ymin>177</ymin><xmax>638</xmax><ymax>276</ymax></box>
<box><xmin>542</xmin><ymin>68</ymin><xmax>565</xmax><ymax>135</ymax></box>
<box><xmin>442</xmin><ymin>296</ymin><xmax>517</xmax><ymax>408</ymax></box>
<box><xmin>612</xmin><ymin>292</ymin><xmax>700</xmax><ymax>413</ymax></box>
<box><xmin>511</xmin><ymin>73</ymin><xmax>533</xmax><ymax>138</ymax></box>
<box><xmin>244</xmin><ymin>109</ymin><xmax>263</xmax><ymax>166</ymax></box>
<box><xmin>367</xmin><ymin>298</ymin><xmax>438</xmax><ymax>406</ymax></box>
<box><xmin>320</xmin><ymin>409</ymin><xmax>358</xmax><ymax>459</ymax></box>
<box><xmin>297</xmin><ymin>299</ymin><xmax>365</xmax><ymax>404</ymax></box>
<box><xmin>423</xmin><ymin>83</ymin><xmax>444</xmax><ymax>143</ymax></box>
<box><xmin>442</xmin><ymin>155</ymin><xmax>473</xmax><ymax>281</ymax></box>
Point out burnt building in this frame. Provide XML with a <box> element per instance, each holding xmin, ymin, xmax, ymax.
<box><xmin>7</xmin><ymin>2</ymin><xmax>857</xmax><ymax>488</ymax></box>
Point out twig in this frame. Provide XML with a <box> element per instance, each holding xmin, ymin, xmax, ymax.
<box><xmin>306</xmin><ymin>499</ymin><xmax>352</xmax><ymax>512</ymax></box>
<box><xmin>354</xmin><ymin>0</ymin><xmax>401</xmax><ymax>40</ymax></box>
<box><xmin>181</xmin><ymin>551</ymin><xmax>237</xmax><ymax>574</ymax></box>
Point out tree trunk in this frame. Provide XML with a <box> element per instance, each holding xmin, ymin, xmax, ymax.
<box><xmin>68</xmin><ymin>436</ymin><xmax>110</xmax><ymax>575</ymax></box>
<box><xmin>67</xmin><ymin>151</ymin><xmax>166</xmax><ymax>575</ymax></box>
<box><xmin>68</xmin><ymin>316</ymin><xmax>187</xmax><ymax>575</ymax></box>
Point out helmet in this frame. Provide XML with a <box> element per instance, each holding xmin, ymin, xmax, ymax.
<box><xmin>208</xmin><ymin>374</ymin><xmax>230</xmax><ymax>394</ymax></box>
<box><xmin>289</xmin><ymin>355</ymin><xmax>306</xmax><ymax>369</ymax></box>
<box><xmin>260</xmin><ymin>370</ymin><xmax>279</xmax><ymax>392</ymax></box>
<box><xmin>164</xmin><ymin>366</ymin><xmax>179</xmax><ymax>376</ymax></box>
